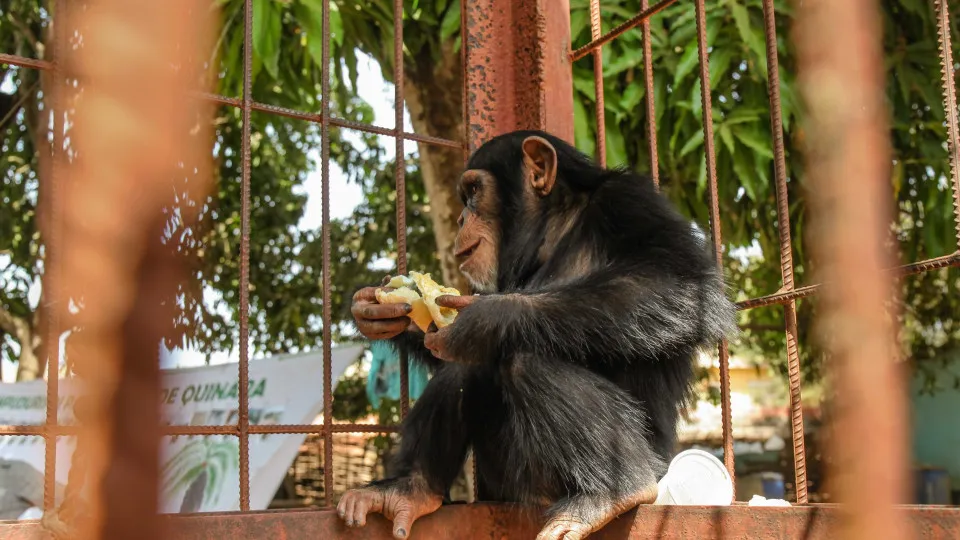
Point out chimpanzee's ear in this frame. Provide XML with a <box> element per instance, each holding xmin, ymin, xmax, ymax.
<box><xmin>521</xmin><ymin>136</ymin><xmax>558</xmax><ymax>197</ymax></box>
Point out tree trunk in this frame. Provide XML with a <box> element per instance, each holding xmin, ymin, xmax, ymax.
<box><xmin>16</xmin><ymin>340</ymin><xmax>43</xmax><ymax>381</ymax></box>
<box><xmin>403</xmin><ymin>42</ymin><xmax>469</xmax><ymax>293</ymax></box>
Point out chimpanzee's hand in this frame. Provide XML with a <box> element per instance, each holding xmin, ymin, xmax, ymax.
<box><xmin>351</xmin><ymin>275</ymin><xmax>414</xmax><ymax>341</ymax></box>
<box><xmin>338</xmin><ymin>482</ymin><xmax>442</xmax><ymax>539</ymax></box>
<box><xmin>424</xmin><ymin>295</ymin><xmax>479</xmax><ymax>361</ymax></box>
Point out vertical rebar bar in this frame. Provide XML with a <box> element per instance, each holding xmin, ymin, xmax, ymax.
<box><xmin>694</xmin><ymin>0</ymin><xmax>734</xmax><ymax>491</ymax></box>
<box><xmin>238</xmin><ymin>0</ymin><xmax>254</xmax><ymax>512</ymax></box>
<box><xmin>760</xmin><ymin>0</ymin><xmax>807</xmax><ymax>504</ymax></box>
<box><xmin>589</xmin><ymin>0</ymin><xmax>606</xmax><ymax>166</ymax></box>
<box><xmin>42</xmin><ymin>0</ymin><xmax>67</xmax><ymax>513</ymax></box>
<box><xmin>321</xmin><ymin>0</ymin><xmax>334</xmax><ymax>507</ymax></box>
<box><xmin>394</xmin><ymin>0</ymin><xmax>410</xmax><ymax>420</ymax></box>
<box><xmin>795</xmin><ymin>0</ymin><xmax>909</xmax><ymax>535</ymax></box>
<box><xmin>640</xmin><ymin>0</ymin><xmax>659</xmax><ymax>189</ymax></box>
<box><xmin>934</xmin><ymin>0</ymin><xmax>960</xmax><ymax>251</ymax></box>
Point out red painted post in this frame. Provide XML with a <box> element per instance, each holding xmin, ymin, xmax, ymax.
<box><xmin>463</xmin><ymin>0</ymin><xmax>574</xmax><ymax>152</ymax></box>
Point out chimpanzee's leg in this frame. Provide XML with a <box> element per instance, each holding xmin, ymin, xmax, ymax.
<box><xmin>536</xmin><ymin>487</ymin><xmax>659</xmax><ymax>540</ymax></box>
<box><xmin>495</xmin><ymin>355</ymin><xmax>664</xmax><ymax>540</ymax></box>
<box><xmin>338</xmin><ymin>364</ymin><xmax>470</xmax><ymax>539</ymax></box>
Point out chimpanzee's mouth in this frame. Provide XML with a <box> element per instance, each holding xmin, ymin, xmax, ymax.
<box><xmin>455</xmin><ymin>240</ymin><xmax>481</xmax><ymax>262</ymax></box>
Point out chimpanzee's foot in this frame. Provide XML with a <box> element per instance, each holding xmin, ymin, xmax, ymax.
<box><xmin>337</xmin><ymin>475</ymin><xmax>442</xmax><ymax>539</ymax></box>
<box><xmin>535</xmin><ymin>484</ymin><xmax>658</xmax><ymax>540</ymax></box>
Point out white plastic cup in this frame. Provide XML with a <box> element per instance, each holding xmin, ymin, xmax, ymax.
<box><xmin>653</xmin><ymin>449</ymin><xmax>733</xmax><ymax>506</ymax></box>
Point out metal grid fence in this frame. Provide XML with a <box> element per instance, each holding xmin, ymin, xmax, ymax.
<box><xmin>1</xmin><ymin>0</ymin><xmax>960</xmax><ymax>537</ymax></box>
<box><xmin>573</xmin><ymin>0</ymin><xmax>960</xmax><ymax>506</ymax></box>
<box><xmin>0</xmin><ymin>0</ymin><xmax>462</xmax><ymax>515</ymax></box>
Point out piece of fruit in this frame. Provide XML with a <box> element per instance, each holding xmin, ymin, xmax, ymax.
<box><xmin>409</xmin><ymin>271</ymin><xmax>461</xmax><ymax>328</ymax></box>
<box><xmin>374</xmin><ymin>272</ymin><xmax>462</xmax><ymax>331</ymax></box>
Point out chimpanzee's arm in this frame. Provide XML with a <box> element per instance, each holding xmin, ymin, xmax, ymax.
<box><xmin>444</xmin><ymin>264</ymin><xmax>735</xmax><ymax>366</ymax></box>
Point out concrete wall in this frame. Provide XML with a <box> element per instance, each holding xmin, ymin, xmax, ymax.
<box><xmin>911</xmin><ymin>358</ymin><xmax>960</xmax><ymax>491</ymax></box>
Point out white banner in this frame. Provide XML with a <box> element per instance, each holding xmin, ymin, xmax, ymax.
<box><xmin>0</xmin><ymin>346</ymin><xmax>363</xmax><ymax>513</ymax></box>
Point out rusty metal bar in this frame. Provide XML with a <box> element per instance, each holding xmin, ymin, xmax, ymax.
<box><xmin>463</xmin><ymin>0</ymin><xmax>574</xmax><ymax>150</ymax></box>
<box><xmin>693</xmin><ymin>0</ymin><xmax>734</xmax><ymax>491</ymax></box>
<box><xmin>570</xmin><ymin>0</ymin><xmax>678</xmax><ymax>62</ymax></box>
<box><xmin>156</xmin><ymin>424</ymin><xmax>402</xmax><ymax>436</ymax></box>
<box><xmin>795</xmin><ymin>0</ymin><xmax>909</xmax><ymax>536</ymax></box>
<box><xmin>0</xmin><ymin>52</ymin><xmax>53</xmax><ymax>71</ymax></box>
<box><xmin>320</xmin><ymin>0</ymin><xmax>335</xmax><ymax>508</ymax></box>
<box><xmin>589</xmin><ymin>0</ymin><xmax>606</xmax><ymax>167</ymax></box>
<box><xmin>640</xmin><ymin>0</ymin><xmax>659</xmax><ymax>189</ymax></box>
<box><xmin>934</xmin><ymin>0</ymin><xmax>960</xmax><ymax>251</ymax></box>
<box><xmin>0</xmin><ymin>51</ymin><xmax>462</xmax><ymax>149</ymax></box>
<box><xmin>40</xmin><ymin>0</ymin><xmax>67</xmax><ymax>512</ymax></box>
<box><xmin>735</xmin><ymin>251</ymin><xmax>960</xmax><ymax>310</ymax></box>
<box><xmin>760</xmin><ymin>0</ymin><xmax>807</xmax><ymax>504</ymax></box>
<box><xmin>0</xmin><ymin>422</ymin><xmax>403</xmax><ymax>437</ymax></box>
<box><xmin>238</xmin><ymin>0</ymin><xmax>254</xmax><ymax>512</ymax></box>
<box><xmin>393</xmin><ymin>0</ymin><xmax>410</xmax><ymax>419</ymax></box>
<box><xmin>203</xmin><ymin>94</ymin><xmax>463</xmax><ymax>149</ymax></box>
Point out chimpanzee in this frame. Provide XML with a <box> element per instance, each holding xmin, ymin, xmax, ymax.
<box><xmin>341</xmin><ymin>131</ymin><xmax>736</xmax><ymax>540</ymax></box>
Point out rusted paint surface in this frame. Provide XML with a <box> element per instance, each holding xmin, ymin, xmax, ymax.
<box><xmin>464</xmin><ymin>0</ymin><xmax>574</xmax><ymax>152</ymax></box>
<box><xmin>6</xmin><ymin>504</ymin><xmax>960</xmax><ymax>539</ymax></box>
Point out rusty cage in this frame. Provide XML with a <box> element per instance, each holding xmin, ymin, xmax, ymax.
<box><xmin>2</xmin><ymin>0</ymin><xmax>960</xmax><ymax>537</ymax></box>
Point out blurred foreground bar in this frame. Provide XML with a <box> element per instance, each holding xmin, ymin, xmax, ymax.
<box><xmin>795</xmin><ymin>0</ymin><xmax>910</xmax><ymax>538</ymax></box>
<box><xmin>38</xmin><ymin>0</ymin><xmax>215</xmax><ymax>538</ymax></box>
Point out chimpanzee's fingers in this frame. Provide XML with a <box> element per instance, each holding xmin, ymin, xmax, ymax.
<box><xmin>353</xmin><ymin>287</ymin><xmax>378</xmax><ymax>303</ymax></box>
<box><xmin>352</xmin><ymin>302</ymin><xmax>412</xmax><ymax>321</ymax></box>
<box><xmin>339</xmin><ymin>493</ymin><xmax>356</xmax><ymax>526</ymax></box>
<box><xmin>423</xmin><ymin>331</ymin><xmax>438</xmax><ymax>351</ymax></box>
<box><xmin>391</xmin><ymin>508</ymin><xmax>418</xmax><ymax>540</ymax></box>
<box><xmin>435</xmin><ymin>295</ymin><xmax>478</xmax><ymax>310</ymax></box>
<box><xmin>336</xmin><ymin>494</ymin><xmax>349</xmax><ymax>519</ymax></box>
<box><xmin>353</xmin><ymin>286</ymin><xmax>400</xmax><ymax>304</ymax></box>
<box><xmin>351</xmin><ymin>497</ymin><xmax>371</xmax><ymax>527</ymax></box>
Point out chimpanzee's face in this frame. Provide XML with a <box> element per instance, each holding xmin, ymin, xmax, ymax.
<box><xmin>454</xmin><ymin>169</ymin><xmax>500</xmax><ymax>293</ymax></box>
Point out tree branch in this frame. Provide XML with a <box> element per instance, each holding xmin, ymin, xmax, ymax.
<box><xmin>0</xmin><ymin>302</ymin><xmax>29</xmax><ymax>340</ymax></box>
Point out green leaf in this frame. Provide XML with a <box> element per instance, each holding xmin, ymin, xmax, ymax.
<box><xmin>654</xmin><ymin>72</ymin><xmax>667</xmax><ymax>129</ymax></box>
<box><xmin>719</xmin><ymin>124</ymin><xmax>736</xmax><ymax>155</ymax></box>
<box><xmin>730</xmin><ymin>1</ymin><xmax>765</xmax><ymax>66</ymax></box>
<box><xmin>674</xmin><ymin>42</ymin><xmax>699</xmax><ymax>86</ymax></box>
<box><xmin>732</xmin><ymin>150</ymin><xmax>758</xmax><ymax>201</ymax></box>
<box><xmin>680</xmin><ymin>130</ymin><xmax>705</xmax><ymax>157</ymax></box>
<box><xmin>754</xmin><ymin>156</ymin><xmax>770</xmax><ymax>199</ymax></box>
<box><xmin>253</xmin><ymin>0</ymin><xmax>282</xmax><ymax>79</ymax></box>
<box><xmin>723</xmin><ymin>107</ymin><xmax>765</xmax><ymax>125</ymax></box>
<box><xmin>603</xmin><ymin>46</ymin><xmax>644</xmax><ymax>78</ymax></box>
<box><xmin>605</xmin><ymin>122</ymin><xmax>628</xmax><ymax>167</ymax></box>
<box><xmin>691</xmin><ymin>79</ymin><xmax>703</xmax><ymax>120</ymax></box>
<box><xmin>710</xmin><ymin>47</ymin><xmax>734</xmax><ymax>84</ymax></box>
<box><xmin>573</xmin><ymin>97</ymin><xmax>596</xmax><ymax>157</ymax></box>
<box><xmin>570</xmin><ymin>10</ymin><xmax>588</xmax><ymax>42</ymax></box>
<box><xmin>733</xmin><ymin>126</ymin><xmax>774</xmax><ymax>158</ymax></box>
<box><xmin>297</xmin><ymin>0</ymin><xmax>325</xmax><ymax>66</ymax></box>
<box><xmin>620</xmin><ymin>80</ymin><xmax>645</xmax><ymax>112</ymax></box>
<box><xmin>440</xmin><ymin>2</ymin><xmax>460</xmax><ymax>40</ymax></box>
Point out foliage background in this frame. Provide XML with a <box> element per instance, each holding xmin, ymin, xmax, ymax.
<box><xmin>1</xmin><ymin>0</ymin><xmax>958</xmax><ymax>407</ymax></box>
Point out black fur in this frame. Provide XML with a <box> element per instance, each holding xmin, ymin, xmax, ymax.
<box><xmin>383</xmin><ymin>130</ymin><xmax>736</xmax><ymax>514</ymax></box>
